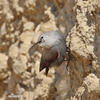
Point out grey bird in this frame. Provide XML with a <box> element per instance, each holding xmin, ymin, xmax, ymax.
<box><xmin>29</xmin><ymin>30</ymin><xmax>66</xmax><ymax>75</ymax></box>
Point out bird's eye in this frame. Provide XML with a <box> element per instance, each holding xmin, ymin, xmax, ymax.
<box><xmin>41</xmin><ymin>36</ymin><xmax>43</xmax><ymax>39</ymax></box>
<box><xmin>39</xmin><ymin>36</ymin><xmax>44</xmax><ymax>42</ymax></box>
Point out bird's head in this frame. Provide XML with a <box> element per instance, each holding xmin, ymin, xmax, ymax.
<box><xmin>36</xmin><ymin>32</ymin><xmax>56</xmax><ymax>49</ymax></box>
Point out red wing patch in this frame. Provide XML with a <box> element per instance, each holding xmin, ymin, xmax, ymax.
<box><xmin>40</xmin><ymin>51</ymin><xmax>59</xmax><ymax>75</ymax></box>
<box><xmin>45</xmin><ymin>62</ymin><xmax>49</xmax><ymax>66</ymax></box>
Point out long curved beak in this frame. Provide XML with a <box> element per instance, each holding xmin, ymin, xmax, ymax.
<box><xmin>28</xmin><ymin>41</ymin><xmax>41</xmax><ymax>56</ymax></box>
<box><xmin>32</xmin><ymin>40</ymin><xmax>41</xmax><ymax>47</ymax></box>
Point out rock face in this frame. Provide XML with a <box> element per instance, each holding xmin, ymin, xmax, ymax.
<box><xmin>0</xmin><ymin>0</ymin><xmax>100</xmax><ymax>100</ymax></box>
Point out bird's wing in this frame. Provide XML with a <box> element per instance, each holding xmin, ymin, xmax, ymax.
<box><xmin>39</xmin><ymin>49</ymin><xmax>58</xmax><ymax>75</ymax></box>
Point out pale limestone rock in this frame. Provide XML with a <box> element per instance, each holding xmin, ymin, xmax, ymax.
<box><xmin>0</xmin><ymin>0</ymin><xmax>100</xmax><ymax>100</ymax></box>
<box><xmin>12</xmin><ymin>58</ymin><xmax>26</xmax><ymax>74</ymax></box>
<box><xmin>84</xmin><ymin>73</ymin><xmax>100</xmax><ymax>92</ymax></box>
<box><xmin>9</xmin><ymin>43</ymin><xmax>19</xmax><ymax>59</ymax></box>
<box><xmin>9</xmin><ymin>44</ymin><xmax>26</xmax><ymax>75</ymax></box>
<box><xmin>12</xmin><ymin>0</ymin><xmax>23</xmax><ymax>13</ymax></box>
<box><xmin>25</xmin><ymin>0</ymin><xmax>36</xmax><ymax>7</ymax></box>
<box><xmin>23</xmin><ymin>22</ymin><xmax>34</xmax><ymax>31</ymax></box>
<box><xmin>8</xmin><ymin>43</ymin><xmax>27</xmax><ymax>74</ymax></box>
<box><xmin>20</xmin><ymin>31</ymin><xmax>35</xmax><ymax>54</ymax></box>
<box><xmin>0</xmin><ymin>23</ymin><xmax>6</xmax><ymax>35</ymax></box>
<box><xmin>0</xmin><ymin>53</ymin><xmax>8</xmax><ymax>80</ymax></box>
<box><xmin>71</xmin><ymin>0</ymin><xmax>95</xmax><ymax>57</ymax></box>
<box><xmin>39</xmin><ymin>21</ymin><xmax>58</xmax><ymax>32</ymax></box>
<box><xmin>1</xmin><ymin>0</ymin><xmax>14</xmax><ymax>20</ymax></box>
<box><xmin>0</xmin><ymin>53</ymin><xmax>8</xmax><ymax>70</ymax></box>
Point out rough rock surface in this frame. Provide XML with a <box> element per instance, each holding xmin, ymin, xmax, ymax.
<box><xmin>0</xmin><ymin>0</ymin><xmax>100</xmax><ymax>100</ymax></box>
